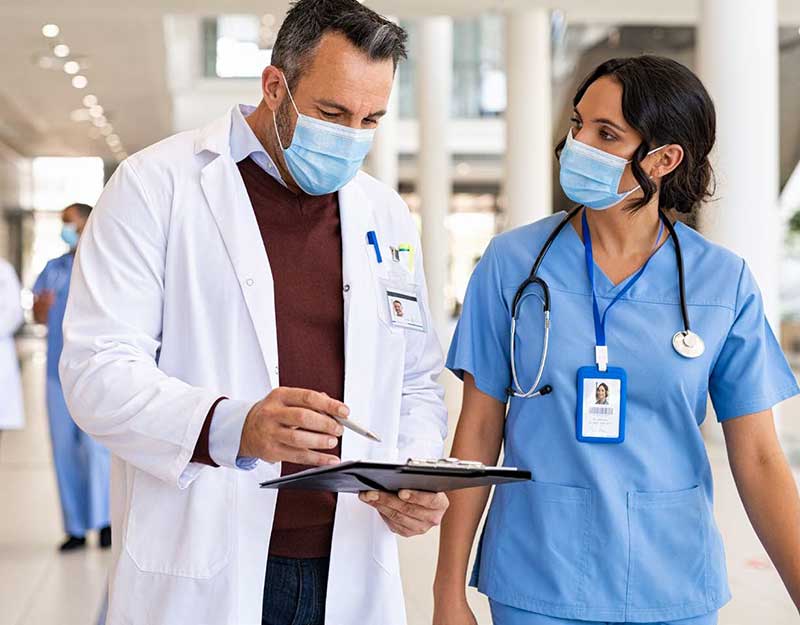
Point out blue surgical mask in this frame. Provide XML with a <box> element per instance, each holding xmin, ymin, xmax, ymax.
<box><xmin>559</xmin><ymin>129</ymin><xmax>665</xmax><ymax>210</ymax></box>
<box><xmin>61</xmin><ymin>223</ymin><xmax>79</xmax><ymax>248</ymax></box>
<box><xmin>273</xmin><ymin>73</ymin><xmax>375</xmax><ymax>196</ymax></box>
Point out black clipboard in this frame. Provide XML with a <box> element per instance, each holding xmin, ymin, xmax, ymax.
<box><xmin>259</xmin><ymin>458</ymin><xmax>531</xmax><ymax>493</ymax></box>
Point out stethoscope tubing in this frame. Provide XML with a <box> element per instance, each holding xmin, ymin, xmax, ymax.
<box><xmin>509</xmin><ymin>205</ymin><xmax>692</xmax><ymax>398</ymax></box>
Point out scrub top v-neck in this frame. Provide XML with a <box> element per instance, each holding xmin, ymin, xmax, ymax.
<box><xmin>446</xmin><ymin>211</ymin><xmax>799</xmax><ymax>623</ymax></box>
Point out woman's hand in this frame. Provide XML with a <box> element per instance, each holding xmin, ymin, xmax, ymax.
<box><xmin>432</xmin><ymin>592</ymin><xmax>478</xmax><ymax>625</ymax></box>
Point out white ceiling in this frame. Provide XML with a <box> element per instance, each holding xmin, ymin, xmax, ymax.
<box><xmin>0</xmin><ymin>0</ymin><xmax>798</xmax><ymax>160</ymax></box>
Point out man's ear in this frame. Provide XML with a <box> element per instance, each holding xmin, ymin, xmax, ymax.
<box><xmin>262</xmin><ymin>66</ymin><xmax>286</xmax><ymax>113</ymax></box>
<box><xmin>650</xmin><ymin>144</ymin><xmax>684</xmax><ymax>179</ymax></box>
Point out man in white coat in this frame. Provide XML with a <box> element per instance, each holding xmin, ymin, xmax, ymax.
<box><xmin>60</xmin><ymin>1</ymin><xmax>449</xmax><ymax>624</ymax></box>
<box><xmin>0</xmin><ymin>256</ymin><xmax>24</xmax><ymax>432</ymax></box>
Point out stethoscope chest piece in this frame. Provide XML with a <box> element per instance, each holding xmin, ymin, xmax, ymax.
<box><xmin>672</xmin><ymin>330</ymin><xmax>705</xmax><ymax>359</ymax></box>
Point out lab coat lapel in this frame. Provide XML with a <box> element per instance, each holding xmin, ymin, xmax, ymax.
<box><xmin>338</xmin><ymin>179</ymin><xmax>379</xmax><ymax>461</ymax></box>
<box><xmin>200</xmin><ymin>149</ymin><xmax>280</xmax><ymax>388</ymax></box>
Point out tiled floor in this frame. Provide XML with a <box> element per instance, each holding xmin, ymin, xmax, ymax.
<box><xmin>1</xmin><ymin>338</ymin><xmax>798</xmax><ymax>625</ymax></box>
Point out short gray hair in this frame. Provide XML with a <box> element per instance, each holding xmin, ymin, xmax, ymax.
<box><xmin>271</xmin><ymin>0</ymin><xmax>408</xmax><ymax>89</ymax></box>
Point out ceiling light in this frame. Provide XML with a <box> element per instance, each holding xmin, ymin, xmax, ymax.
<box><xmin>53</xmin><ymin>43</ymin><xmax>70</xmax><ymax>58</ymax></box>
<box><xmin>70</xmin><ymin>108</ymin><xmax>90</xmax><ymax>122</ymax></box>
<box><xmin>42</xmin><ymin>24</ymin><xmax>60</xmax><ymax>38</ymax></box>
<box><xmin>63</xmin><ymin>60</ymin><xmax>80</xmax><ymax>75</ymax></box>
<box><xmin>88</xmin><ymin>104</ymin><xmax>104</xmax><ymax>117</ymax></box>
<box><xmin>106</xmin><ymin>134</ymin><xmax>121</xmax><ymax>145</ymax></box>
<box><xmin>72</xmin><ymin>75</ymin><xmax>88</xmax><ymax>89</ymax></box>
<box><xmin>92</xmin><ymin>115</ymin><xmax>107</xmax><ymax>127</ymax></box>
<box><xmin>82</xmin><ymin>94</ymin><xmax>98</xmax><ymax>107</ymax></box>
<box><xmin>100</xmin><ymin>125</ymin><xmax>113</xmax><ymax>136</ymax></box>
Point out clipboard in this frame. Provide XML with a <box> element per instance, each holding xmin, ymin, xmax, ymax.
<box><xmin>259</xmin><ymin>458</ymin><xmax>531</xmax><ymax>493</ymax></box>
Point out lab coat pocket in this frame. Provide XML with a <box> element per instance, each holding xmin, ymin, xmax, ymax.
<box><xmin>493</xmin><ymin>480</ymin><xmax>592</xmax><ymax>605</ymax></box>
<box><xmin>627</xmin><ymin>485</ymin><xmax>708</xmax><ymax>611</ymax></box>
<box><xmin>125</xmin><ymin>469</ymin><xmax>235</xmax><ymax>579</ymax></box>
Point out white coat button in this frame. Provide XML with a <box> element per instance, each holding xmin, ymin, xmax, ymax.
<box><xmin>343</xmin><ymin>284</ymin><xmax>350</xmax><ymax>293</ymax></box>
<box><xmin>245</xmin><ymin>278</ymin><xmax>254</xmax><ymax>287</ymax></box>
<box><xmin>274</xmin><ymin>366</ymin><xmax>279</xmax><ymax>375</ymax></box>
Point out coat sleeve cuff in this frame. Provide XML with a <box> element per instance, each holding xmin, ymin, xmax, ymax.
<box><xmin>209</xmin><ymin>399</ymin><xmax>259</xmax><ymax>470</ymax></box>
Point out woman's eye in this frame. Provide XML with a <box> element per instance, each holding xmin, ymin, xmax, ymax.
<box><xmin>570</xmin><ymin>117</ymin><xmax>582</xmax><ymax>128</ymax></box>
<box><xmin>600</xmin><ymin>129</ymin><xmax>617</xmax><ymax>141</ymax></box>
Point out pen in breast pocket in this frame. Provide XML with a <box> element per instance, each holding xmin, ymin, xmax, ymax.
<box><xmin>331</xmin><ymin>414</ymin><xmax>382</xmax><ymax>443</ymax></box>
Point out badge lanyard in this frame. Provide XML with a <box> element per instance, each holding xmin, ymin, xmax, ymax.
<box><xmin>576</xmin><ymin>210</ymin><xmax>663</xmax><ymax>444</ymax></box>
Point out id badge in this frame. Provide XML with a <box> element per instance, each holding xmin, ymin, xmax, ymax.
<box><xmin>380</xmin><ymin>271</ymin><xmax>427</xmax><ymax>333</ymax></box>
<box><xmin>576</xmin><ymin>365</ymin><xmax>627</xmax><ymax>444</ymax></box>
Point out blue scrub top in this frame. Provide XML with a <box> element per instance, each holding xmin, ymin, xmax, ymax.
<box><xmin>447</xmin><ymin>212</ymin><xmax>799</xmax><ymax>623</ymax></box>
<box><xmin>34</xmin><ymin>252</ymin><xmax>74</xmax><ymax>379</ymax></box>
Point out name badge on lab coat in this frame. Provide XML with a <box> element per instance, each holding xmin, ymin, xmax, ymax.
<box><xmin>380</xmin><ymin>270</ymin><xmax>427</xmax><ymax>333</ymax></box>
<box><xmin>576</xmin><ymin>366</ymin><xmax>627</xmax><ymax>444</ymax></box>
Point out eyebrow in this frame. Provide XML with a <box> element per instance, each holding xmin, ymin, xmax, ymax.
<box><xmin>573</xmin><ymin>108</ymin><xmax>627</xmax><ymax>133</ymax></box>
<box><xmin>316</xmin><ymin>99</ymin><xmax>387</xmax><ymax>119</ymax></box>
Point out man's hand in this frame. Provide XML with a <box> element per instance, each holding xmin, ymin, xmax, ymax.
<box><xmin>359</xmin><ymin>489</ymin><xmax>449</xmax><ymax>537</ymax></box>
<box><xmin>239</xmin><ymin>387</ymin><xmax>347</xmax><ymax>465</ymax></box>
<box><xmin>33</xmin><ymin>290</ymin><xmax>55</xmax><ymax>324</ymax></box>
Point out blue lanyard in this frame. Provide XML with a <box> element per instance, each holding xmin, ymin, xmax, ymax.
<box><xmin>581</xmin><ymin>209</ymin><xmax>664</xmax><ymax>357</ymax></box>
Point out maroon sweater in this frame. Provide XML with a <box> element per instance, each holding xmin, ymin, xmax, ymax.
<box><xmin>193</xmin><ymin>156</ymin><xmax>345</xmax><ymax>559</ymax></box>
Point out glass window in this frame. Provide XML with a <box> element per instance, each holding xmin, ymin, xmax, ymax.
<box><xmin>203</xmin><ymin>14</ymin><xmax>278</xmax><ymax>78</ymax></box>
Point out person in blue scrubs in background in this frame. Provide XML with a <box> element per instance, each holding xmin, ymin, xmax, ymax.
<box><xmin>433</xmin><ymin>56</ymin><xmax>800</xmax><ymax>625</ymax></box>
<box><xmin>34</xmin><ymin>203</ymin><xmax>110</xmax><ymax>552</ymax></box>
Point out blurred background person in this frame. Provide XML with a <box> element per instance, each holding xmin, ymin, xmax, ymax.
<box><xmin>0</xmin><ymin>255</ymin><xmax>24</xmax><ymax>433</ymax></box>
<box><xmin>33</xmin><ymin>202</ymin><xmax>110</xmax><ymax>552</ymax></box>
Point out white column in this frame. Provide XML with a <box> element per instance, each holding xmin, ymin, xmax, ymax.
<box><xmin>369</xmin><ymin>74</ymin><xmax>400</xmax><ymax>190</ymax></box>
<box><xmin>697</xmin><ymin>0</ymin><xmax>780</xmax><ymax>440</ymax></box>
<box><xmin>416</xmin><ymin>17</ymin><xmax>453</xmax><ymax>338</ymax></box>
<box><xmin>697</xmin><ymin>0</ymin><xmax>780</xmax><ymax>324</ymax></box>
<box><xmin>366</xmin><ymin>16</ymin><xmax>400</xmax><ymax>190</ymax></box>
<box><xmin>504</xmin><ymin>8</ymin><xmax>552</xmax><ymax>230</ymax></box>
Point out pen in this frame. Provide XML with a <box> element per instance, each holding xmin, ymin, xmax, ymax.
<box><xmin>367</xmin><ymin>230</ymin><xmax>382</xmax><ymax>263</ymax></box>
<box><xmin>331</xmin><ymin>414</ymin><xmax>382</xmax><ymax>443</ymax></box>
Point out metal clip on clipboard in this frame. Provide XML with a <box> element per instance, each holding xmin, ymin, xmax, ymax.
<box><xmin>406</xmin><ymin>457</ymin><xmax>487</xmax><ymax>470</ymax></box>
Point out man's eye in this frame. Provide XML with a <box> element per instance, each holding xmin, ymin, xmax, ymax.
<box><xmin>321</xmin><ymin>111</ymin><xmax>340</xmax><ymax>119</ymax></box>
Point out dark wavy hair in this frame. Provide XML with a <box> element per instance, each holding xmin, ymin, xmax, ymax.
<box><xmin>556</xmin><ymin>55</ymin><xmax>716</xmax><ymax>215</ymax></box>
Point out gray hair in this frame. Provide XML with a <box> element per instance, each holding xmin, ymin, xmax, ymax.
<box><xmin>271</xmin><ymin>0</ymin><xmax>408</xmax><ymax>89</ymax></box>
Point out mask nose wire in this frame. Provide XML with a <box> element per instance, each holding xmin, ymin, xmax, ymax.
<box><xmin>272</xmin><ymin>70</ymin><xmax>301</xmax><ymax>151</ymax></box>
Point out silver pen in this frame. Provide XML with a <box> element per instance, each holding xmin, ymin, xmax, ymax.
<box><xmin>331</xmin><ymin>415</ymin><xmax>382</xmax><ymax>443</ymax></box>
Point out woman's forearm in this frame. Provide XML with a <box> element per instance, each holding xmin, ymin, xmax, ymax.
<box><xmin>731</xmin><ymin>449</ymin><xmax>800</xmax><ymax>607</ymax></box>
<box><xmin>434</xmin><ymin>375</ymin><xmax>505</xmax><ymax>599</ymax></box>
<box><xmin>725</xmin><ymin>413</ymin><xmax>800</xmax><ymax>609</ymax></box>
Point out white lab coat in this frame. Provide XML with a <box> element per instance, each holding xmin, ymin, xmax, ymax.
<box><xmin>59</xmin><ymin>107</ymin><xmax>448</xmax><ymax>625</ymax></box>
<box><xmin>0</xmin><ymin>258</ymin><xmax>24</xmax><ymax>430</ymax></box>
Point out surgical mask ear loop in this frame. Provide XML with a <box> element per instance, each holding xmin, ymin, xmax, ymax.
<box><xmin>272</xmin><ymin>71</ymin><xmax>301</xmax><ymax>151</ymax></box>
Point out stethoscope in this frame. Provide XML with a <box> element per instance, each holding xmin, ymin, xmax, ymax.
<box><xmin>508</xmin><ymin>205</ymin><xmax>706</xmax><ymax>399</ymax></box>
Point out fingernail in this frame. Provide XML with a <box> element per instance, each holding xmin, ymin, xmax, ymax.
<box><xmin>338</xmin><ymin>405</ymin><xmax>349</xmax><ymax>417</ymax></box>
<box><xmin>336</xmin><ymin>426</ymin><xmax>344</xmax><ymax>436</ymax></box>
<box><xmin>398</xmin><ymin>490</ymin><xmax>410</xmax><ymax>501</ymax></box>
<box><xmin>366</xmin><ymin>491</ymin><xmax>379</xmax><ymax>502</ymax></box>
<box><xmin>328</xmin><ymin>458</ymin><xmax>340</xmax><ymax>465</ymax></box>
<box><xmin>328</xmin><ymin>438</ymin><xmax>337</xmax><ymax>448</ymax></box>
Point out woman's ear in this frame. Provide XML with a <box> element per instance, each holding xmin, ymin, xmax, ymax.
<box><xmin>649</xmin><ymin>144</ymin><xmax>684</xmax><ymax>180</ymax></box>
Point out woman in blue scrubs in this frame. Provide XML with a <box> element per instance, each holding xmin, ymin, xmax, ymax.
<box><xmin>34</xmin><ymin>203</ymin><xmax>111</xmax><ymax>552</ymax></box>
<box><xmin>433</xmin><ymin>56</ymin><xmax>800</xmax><ymax>624</ymax></box>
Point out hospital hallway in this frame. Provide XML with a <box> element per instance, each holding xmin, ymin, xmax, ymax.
<box><xmin>2</xmin><ymin>334</ymin><xmax>800</xmax><ymax>625</ymax></box>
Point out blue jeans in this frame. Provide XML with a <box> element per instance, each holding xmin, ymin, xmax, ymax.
<box><xmin>262</xmin><ymin>556</ymin><xmax>330</xmax><ymax>625</ymax></box>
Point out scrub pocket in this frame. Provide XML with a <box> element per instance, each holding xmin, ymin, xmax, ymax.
<box><xmin>126</xmin><ymin>469</ymin><xmax>235</xmax><ymax>578</ymax></box>
<box><xmin>627</xmin><ymin>485</ymin><xmax>709</xmax><ymax>612</ymax></box>
<box><xmin>492</xmin><ymin>480</ymin><xmax>592</xmax><ymax>606</ymax></box>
